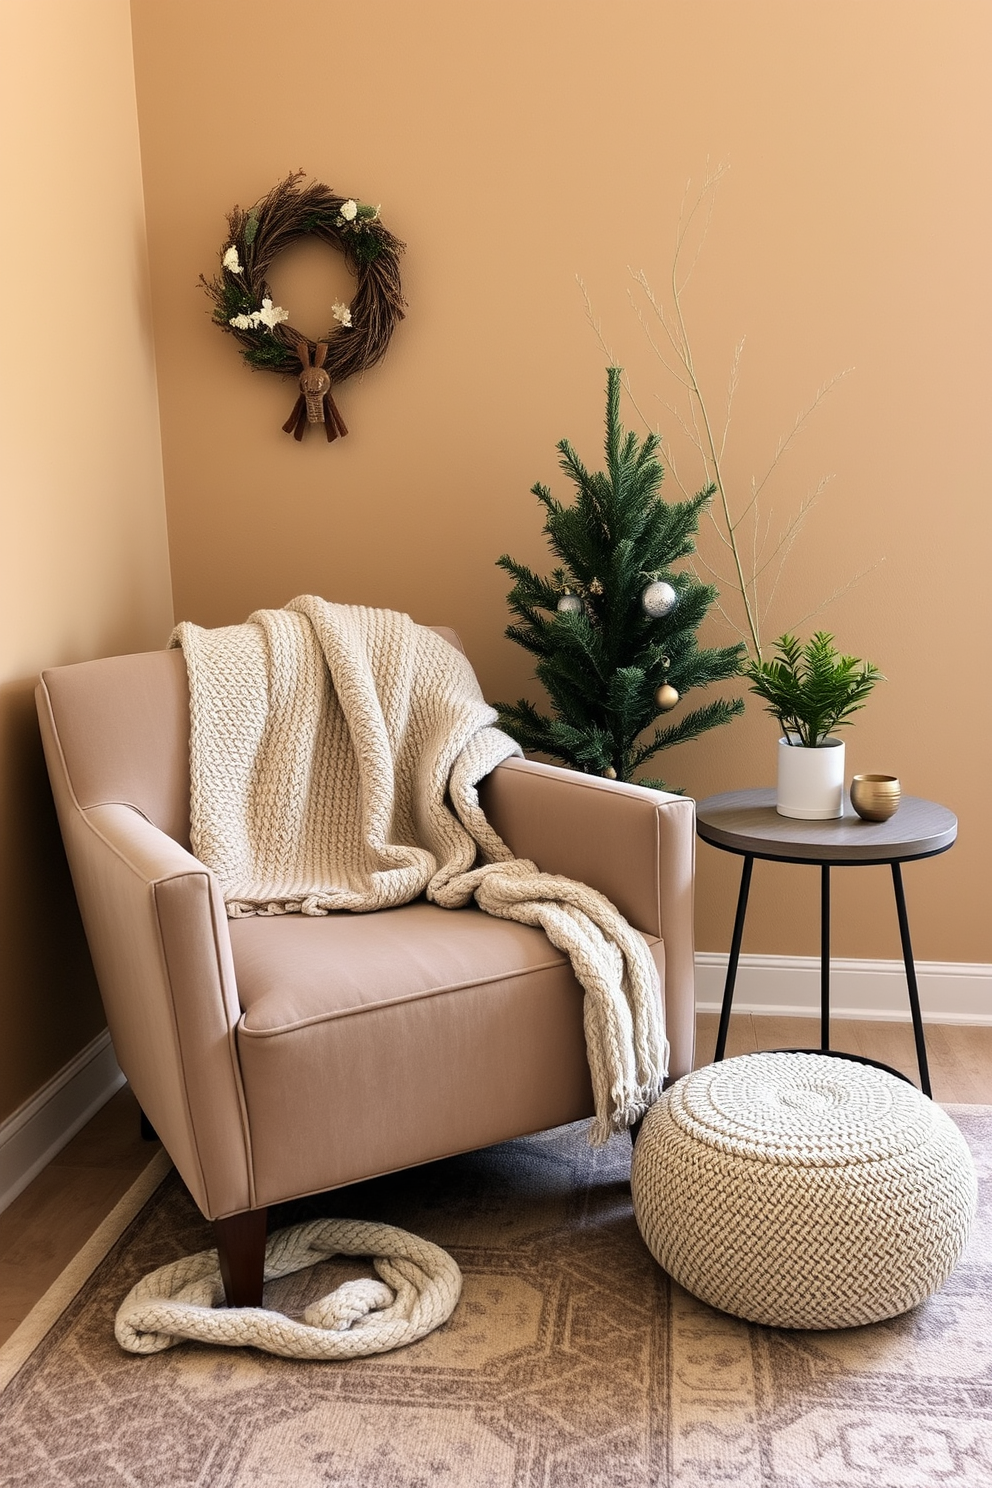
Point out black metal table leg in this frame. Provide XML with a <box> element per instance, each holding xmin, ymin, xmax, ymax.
<box><xmin>820</xmin><ymin>864</ymin><xmax>831</xmax><ymax>1051</ymax></box>
<box><xmin>891</xmin><ymin>862</ymin><xmax>933</xmax><ymax>1097</ymax></box>
<box><xmin>714</xmin><ymin>854</ymin><xmax>754</xmax><ymax>1062</ymax></box>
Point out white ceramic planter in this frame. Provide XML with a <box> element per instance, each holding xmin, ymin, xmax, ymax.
<box><xmin>776</xmin><ymin>736</ymin><xmax>845</xmax><ymax>819</ymax></box>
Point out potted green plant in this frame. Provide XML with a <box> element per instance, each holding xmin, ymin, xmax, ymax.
<box><xmin>744</xmin><ymin>632</ymin><xmax>883</xmax><ymax>819</ymax></box>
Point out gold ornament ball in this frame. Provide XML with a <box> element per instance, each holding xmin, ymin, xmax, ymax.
<box><xmin>603</xmin><ymin>766</ymin><xmax>617</xmax><ymax>779</ymax></box>
<box><xmin>655</xmin><ymin>683</ymin><xmax>680</xmax><ymax>711</ymax></box>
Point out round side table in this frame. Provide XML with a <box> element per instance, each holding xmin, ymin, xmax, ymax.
<box><xmin>694</xmin><ymin>789</ymin><xmax>958</xmax><ymax>1096</ymax></box>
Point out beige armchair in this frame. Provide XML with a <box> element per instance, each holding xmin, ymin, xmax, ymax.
<box><xmin>35</xmin><ymin>634</ymin><xmax>696</xmax><ymax>1306</ymax></box>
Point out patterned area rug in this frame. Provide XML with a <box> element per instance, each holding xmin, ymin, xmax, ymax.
<box><xmin>1</xmin><ymin>1109</ymin><xmax>990</xmax><ymax>1487</ymax></box>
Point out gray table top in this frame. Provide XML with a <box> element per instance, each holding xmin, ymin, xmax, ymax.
<box><xmin>695</xmin><ymin>788</ymin><xmax>957</xmax><ymax>864</ymax></box>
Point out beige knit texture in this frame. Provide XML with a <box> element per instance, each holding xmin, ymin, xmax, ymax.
<box><xmin>172</xmin><ymin>598</ymin><xmax>668</xmax><ymax>1140</ymax></box>
<box><xmin>115</xmin><ymin>1218</ymin><xmax>462</xmax><ymax>1358</ymax></box>
<box><xmin>631</xmin><ymin>1052</ymin><xmax>978</xmax><ymax>1330</ymax></box>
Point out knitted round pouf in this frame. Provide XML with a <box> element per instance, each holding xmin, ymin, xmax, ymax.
<box><xmin>631</xmin><ymin>1052</ymin><xmax>977</xmax><ymax>1329</ymax></box>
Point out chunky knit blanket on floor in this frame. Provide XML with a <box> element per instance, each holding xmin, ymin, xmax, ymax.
<box><xmin>171</xmin><ymin>597</ymin><xmax>667</xmax><ymax>1141</ymax></box>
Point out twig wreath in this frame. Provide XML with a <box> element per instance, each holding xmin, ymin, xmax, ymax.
<box><xmin>201</xmin><ymin>172</ymin><xmax>405</xmax><ymax>442</ymax></box>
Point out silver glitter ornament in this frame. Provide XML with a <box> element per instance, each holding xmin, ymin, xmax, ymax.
<box><xmin>641</xmin><ymin>580</ymin><xmax>678</xmax><ymax>619</ymax></box>
<box><xmin>556</xmin><ymin>593</ymin><xmax>584</xmax><ymax>614</ymax></box>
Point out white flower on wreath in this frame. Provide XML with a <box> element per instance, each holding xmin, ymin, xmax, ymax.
<box><xmin>222</xmin><ymin>245</ymin><xmax>242</xmax><ymax>274</ymax></box>
<box><xmin>228</xmin><ymin>297</ymin><xmax>290</xmax><ymax>332</ymax></box>
<box><xmin>256</xmin><ymin>297</ymin><xmax>289</xmax><ymax>330</ymax></box>
<box><xmin>331</xmin><ymin>301</ymin><xmax>353</xmax><ymax>328</ymax></box>
<box><xmin>338</xmin><ymin>199</ymin><xmax>358</xmax><ymax>222</ymax></box>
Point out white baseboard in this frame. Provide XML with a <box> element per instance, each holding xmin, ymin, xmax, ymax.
<box><xmin>0</xmin><ymin>1031</ymin><xmax>124</xmax><ymax>1216</ymax></box>
<box><xmin>695</xmin><ymin>953</ymin><xmax>992</xmax><ymax>1025</ymax></box>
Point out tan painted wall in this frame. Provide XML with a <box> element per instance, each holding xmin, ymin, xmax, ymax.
<box><xmin>0</xmin><ymin>1</ymin><xmax>173</xmax><ymax>1122</ymax></box>
<box><xmin>131</xmin><ymin>0</ymin><xmax>991</xmax><ymax>966</ymax></box>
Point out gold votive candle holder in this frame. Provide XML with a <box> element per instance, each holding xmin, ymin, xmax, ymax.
<box><xmin>850</xmin><ymin>774</ymin><xmax>901</xmax><ymax>822</ymax></box>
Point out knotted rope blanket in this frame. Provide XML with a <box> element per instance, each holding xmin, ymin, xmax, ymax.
<box><xmin>116</xmin><ymin>1219</ymin><xmax>462</xmax><ymax>1358</ymax></box>
<box><xmin>172</xmin><ymin>597</ymin><xmax>668</xmax><ymax>1142</ymax></box>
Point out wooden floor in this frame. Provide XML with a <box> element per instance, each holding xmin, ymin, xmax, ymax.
<box><xmin>695</xmin><ymin>1011</ymin><xmax>992</xmax><ymax>1104</ymax></box>
<box><xmin>1</xmin><ymin>1015</ymin><xmax>990</xmax><ymax>1347</ymax></box>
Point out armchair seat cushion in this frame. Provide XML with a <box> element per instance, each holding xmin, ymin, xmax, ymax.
<box><xmin>231</xmin><ymin>901</ymin><xmax>664</xmax><ymax>1207</ymax></box>
<box><xmin>234</xmin><ymin>900</ymin><xmax>573</xmax><ymax>1031</ymax></box>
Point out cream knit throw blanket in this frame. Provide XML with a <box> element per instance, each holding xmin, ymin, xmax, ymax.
<box><xmin>172</xmin><ymin>597</ymin><xmax>667</xmax><ymax>1141</ymax></box>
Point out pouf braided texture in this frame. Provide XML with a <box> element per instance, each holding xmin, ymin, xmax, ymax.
<box><xmin>631</xmin><ymin>1052</ymin><xmax>977</xmax><ymax>1329</ymax></box>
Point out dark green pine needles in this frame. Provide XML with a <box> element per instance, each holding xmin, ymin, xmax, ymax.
<box><xmin>495</xmin><ymin>368</ymin><xmax>744</xmax><ymax>790</ymax></box>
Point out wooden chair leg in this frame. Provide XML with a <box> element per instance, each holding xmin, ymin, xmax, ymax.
<box><xmin>213</xmin><ymin>1208</ymin><xmax>268</xmax><ymax>1307</ymax></box>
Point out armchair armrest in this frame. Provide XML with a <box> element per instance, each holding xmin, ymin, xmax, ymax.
<box><xmin>478</xmin><ymin>757</ymin><xmax>696</xmax><ymax>1078</ymax></box>
<box><xmin>48</xmin><ymin>799</ymin><xmax>253</xmax><ymax>1218</ymax></box>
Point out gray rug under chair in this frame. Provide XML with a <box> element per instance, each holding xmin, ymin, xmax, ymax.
<box><xmin>2</xmin><ymin>1105</ymin><xmax>990</xmax><ymax>1488</ymax></box>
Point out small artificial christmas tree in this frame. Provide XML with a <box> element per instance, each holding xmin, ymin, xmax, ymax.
<box><xmin>495</xmin><ymin>368</ymin><xmax>744</xmax><ymax>789</ymax></box>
